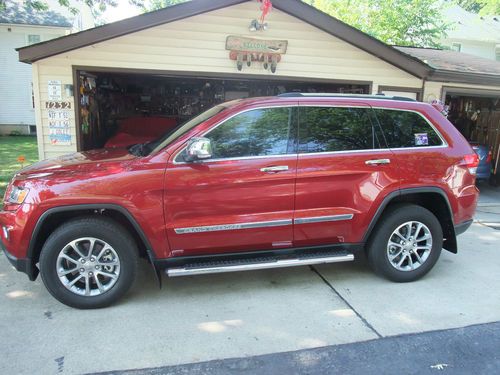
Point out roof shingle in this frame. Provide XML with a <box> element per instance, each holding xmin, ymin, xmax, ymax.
<box><xmin>395</xmin><ymin>46</ymin><xmax>500</xmax><ymax>76</ymax></box>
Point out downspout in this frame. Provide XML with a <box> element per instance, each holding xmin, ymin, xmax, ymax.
<box><xmin>420</xmin><ymin>76</ymin><xmax>427</xmax><ymax>102</ymax></box>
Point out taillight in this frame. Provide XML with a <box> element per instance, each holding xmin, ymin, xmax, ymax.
<box><xmin>486</xmin><ymin>151</ymin><xmax>492</xmax><ymax>163</ymax></box>
<box><xmin>461</xmin><ymin>153</ymin><xmax>480</xmax><ymax>175</ymax></box>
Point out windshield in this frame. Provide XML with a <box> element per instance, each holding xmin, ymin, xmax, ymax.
<box><xmin>142</xmin><ymin>103</ymin><xmax>232</xmax><ymax>155</ymax></box>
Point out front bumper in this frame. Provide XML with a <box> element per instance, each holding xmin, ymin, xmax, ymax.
<box><xmin>1</xmin><ymin>238</ymin><xmax>38</xmax><ymax>281</ymax></box>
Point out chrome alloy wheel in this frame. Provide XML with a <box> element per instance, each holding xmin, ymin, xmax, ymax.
<box><xmin>56</xmin><ymin>237</ymin><xmax>121</xmax><ymax>296</ymax></box>
<box><xmin>386</xmin><ymin>221</ymin><xmax>432</xmax><ymax>272</ymax></box>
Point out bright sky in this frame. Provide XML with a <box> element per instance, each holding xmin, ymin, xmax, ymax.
<box><xmin>101</xmin><ymin>0</ymin><xmax>143</xmax><ymax>23</ymax></box>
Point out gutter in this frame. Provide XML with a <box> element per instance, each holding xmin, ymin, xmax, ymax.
<box><xmin>428</xmin><ymin>69</ymin><xmax>500</xmax><ymax>87</ymax></box>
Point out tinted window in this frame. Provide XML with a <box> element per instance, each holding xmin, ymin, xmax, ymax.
<box><xmin>374</xmin><ymin>109</ymin><xmax>443</xmax><ymax>148</ymax></box>
<box><xmin>205</xmin><ymin>107</ymin><xmax>296</xmax><ymax>159</ymax></box>
<box><xmin>299</xmin><ymin>107</ymin><xmax>378</xmax><ymax>153</ymax></box>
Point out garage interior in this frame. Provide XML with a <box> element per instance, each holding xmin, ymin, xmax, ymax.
<box><xmin>445</xmin><ymin>90</ymin><xmax>500</xmax><ymax>175</ymax></box>
<box><xmin>77</xmin><ymin>70</ymin><xmax>369</xmax><ymax>151</ymax></box>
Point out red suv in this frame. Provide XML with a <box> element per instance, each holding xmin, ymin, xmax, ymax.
<box><xmin>1</xmin><ymin>94</ymin><xmax>479</xmax><ymax>308</ymax></box>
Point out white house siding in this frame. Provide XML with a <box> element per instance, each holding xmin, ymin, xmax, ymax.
<box><xmin>443</xmin><ymin>39</ymin><xmax>497</xmax><ymax>61</ymax></box>
<box><xmin>423</xmin><ymin>81</ymin><xmax>500</xmax><ymax>103</ymax></box>
<box><xmin>0</xmin><ymin>24</ymin><xmax>69</xmax><ymax>135</ymax></box>
<box><xmin>32</xmin><ymin>1</ymin><xmax>423</xmax><ymax>159</ymax></box>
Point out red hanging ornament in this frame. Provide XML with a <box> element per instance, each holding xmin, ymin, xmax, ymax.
<box><xmin>258</xmin><ymin>0</ymin><xmax>272</xmax><ymax>25</ymax></box>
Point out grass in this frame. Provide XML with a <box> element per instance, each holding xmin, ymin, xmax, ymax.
<box><xmin>0</xmin><ymin>136</ymin><xmax>38</xmax><ymax>202</ymax></box>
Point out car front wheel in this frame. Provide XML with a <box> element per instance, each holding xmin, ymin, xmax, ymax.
<box><xmin>39</xmin><ymin>217</ymin><xmax>138</xmax><ymax>309</ymax></box>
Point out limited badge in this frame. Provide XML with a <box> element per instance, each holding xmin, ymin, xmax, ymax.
<box><xmin>415</xmin><ymin>133</ymin><xmax>429</xmax><ymax>146</ymax></box>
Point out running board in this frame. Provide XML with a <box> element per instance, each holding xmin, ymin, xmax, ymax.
<box><xmin>166</xmin><ymin>250</ymin><xmax>354</xmax><ymax>277</ymax></box>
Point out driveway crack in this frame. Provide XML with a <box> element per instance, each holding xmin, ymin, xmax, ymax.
<box><xmin>310</xmin><ymin>265</ymin><xmax>383</xmax><ymax>339</ymax></box>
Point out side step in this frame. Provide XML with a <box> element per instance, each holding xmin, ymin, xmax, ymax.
<box><xmin>166</xmin><ymin>250</ymin><xmax>354</xmax><ymax>277</ymax></box>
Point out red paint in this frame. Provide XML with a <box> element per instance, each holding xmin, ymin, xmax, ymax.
<box><xmin>1</xmin><ymin>96</ymin><xmax>478</xmax><ymax>266</ymax></box>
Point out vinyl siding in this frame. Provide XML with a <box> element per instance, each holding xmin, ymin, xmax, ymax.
<box><xmin>423</xmin><ymin>81</ymin><xmax>500</xmax><ymax>102</ymax></box>
<box><xmin>0</xmin><ymin>28</ymin><xmax>35</xmax><ymax>127</ymax></box>
<box><xmin>34</xmin><ymin>1</ymin><xmax>425</xmax><ymax>159</ymax></box>
<box><xmin>0</xmin><ymin>24</ymin><xmax>69</xmax><ymax>134</ymax></box>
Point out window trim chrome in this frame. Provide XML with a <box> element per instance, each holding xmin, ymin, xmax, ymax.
<box><xmin>172</xmin><ymin>104</ymin><xmax>449</xmax><ymax>165</ymax></box>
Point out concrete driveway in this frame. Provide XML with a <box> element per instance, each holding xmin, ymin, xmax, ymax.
<box><xmin>1</xmin><ymin>188</ymin><xmax>499</xmax><ymax>374</ymax></box>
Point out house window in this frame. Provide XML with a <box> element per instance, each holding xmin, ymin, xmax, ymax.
<box><xmin>27</xmin><ymin>34</ymin><xmax>41</xmax><ymax>45</ymax></box>
<box><xmin>451</xmin><ymin>43</ymin><xmax>462</xmax><ymax>52</ymax></box>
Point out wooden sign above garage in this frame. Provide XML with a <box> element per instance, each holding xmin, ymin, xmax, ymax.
<box><xmin>225</xmin><ymin>36</ymin><xmax>288</xmax><ymax>73</ymax></box>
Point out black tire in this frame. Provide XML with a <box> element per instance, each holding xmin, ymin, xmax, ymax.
<box><xmin>367</xmin><ymin>204</ymin><xmax>443</xmax><ymax>282</ymax></box>
<box><xmin>39</xmin><ymin>216</ymin><xmax>138</xmax><ymax>309</ymax></box>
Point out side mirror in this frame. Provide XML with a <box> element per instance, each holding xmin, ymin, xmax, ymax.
<box><xmin>185</xmin><ymin>137</ymin><xmax>213</xmax><ymax>162</ymax></box>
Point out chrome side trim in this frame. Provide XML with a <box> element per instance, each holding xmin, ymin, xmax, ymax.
<box><xmin>174</xmin><ymin>219</ymin><xmax>292</xmax><ymax>234</ymax></box>
<box><xmin>294</xmin><ymin>214</ymin><xmax>354</xmax><ymax>225</ymax></box>
<box><xmin>174</xmin><ymin>215</ymin><xmax>354</xmax><ymax>234</ymax></box>
<box><xmin>167</xmin><ymin>253</ymin><xmax>355</xmax><ymax>277</ymax></box>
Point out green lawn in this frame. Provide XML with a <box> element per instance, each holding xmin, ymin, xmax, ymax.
<box><xmin>0</xmin><ymin>136</ymin><xmax>38</xmax><ymax>202</ymax></box>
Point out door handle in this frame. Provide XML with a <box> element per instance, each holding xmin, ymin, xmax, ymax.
<box><xmin>260</xmin><ymin>165</ymin><xmax>289</xmax><ymax>173</ymax></box>
<box><xmin>365</xmin><ymin>159</ymin><xmax>391</xmax><ymax>166</ymax></box>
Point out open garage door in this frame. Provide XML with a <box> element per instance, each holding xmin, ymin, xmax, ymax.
<box><xmin>444</xmin><ymin>87</ymin><xmax>500</xmax><ymax>179</ymax></box>
<box><xmin>76</xmin><ymin>69</ymin><xmax>370</xmax><ymax>151</ymax></box>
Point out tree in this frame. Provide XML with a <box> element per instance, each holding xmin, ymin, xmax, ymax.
<box><xmin>136</xmin><ymin>0</ymin><xmax>188</xmax><ymax>12</ymax></box>
<box><xmin>304</xmin><ymin>0</ymin><xmax>450</xmax><ymax>48</ymax></box>
<box><xmin>452</xmin><ymin>0</ymin><xmax>500</xmax><ymax>15</ymax></box>
<box><xmin>0</xmin><ymin>0</ymin><xmax>116</xmax><ymax>15</ymax></box>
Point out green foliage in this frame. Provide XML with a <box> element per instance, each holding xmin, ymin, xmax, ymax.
<box><xmin>452</xmin><ymin>0</ymin><xmax>500</xmax><ymax>15</ymax></box>
<box><xmin>136</xmin><ymin>0</ymin><xmax>189</xmax><ymax>12</ymax></box>
<box><xmin>0</xmin><ymin>0</ymin><xmax>190</xmax><ymax>19</ymax></box>
<box><xmin>0</xmin><ymin>136</ymin><xmax>38</xmax><ymax>202</ymax></box>
<box><xmin>304</xmin><ymin>0</ymin><xmax>450</xmax><ymax>48</ymax></box>
<box><xmin>0</xmin><ymin>0</ymin><xmax>119</xmax><ymax>17</ymax></box>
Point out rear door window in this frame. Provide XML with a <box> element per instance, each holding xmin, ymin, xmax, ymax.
<box><xmin>374</xmin><ymin>109</ymin><xmax>443</xmax><ymax>148</ymax></box>
<box><xmin>298</xmin><ymin>106</ymin><xmax>381</xmax><ymax>153</ymax></box>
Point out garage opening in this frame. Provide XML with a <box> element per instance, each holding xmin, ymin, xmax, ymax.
<box><xmin>445</xmin><ymin>90</ymin><xmax>500</xmax><ymax>177</ymax></box>
<box><xmin>76</xmin><ymin>70</ymin><xmax>370</xmax><ymax>151</ymax></box>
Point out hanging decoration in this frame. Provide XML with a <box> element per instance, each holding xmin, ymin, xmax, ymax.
<box><xmin>226</xmin><ymin>35</ymin><xmax>287</xmax><ymax>73</ymax></box>
<box><xmin>249</xmin><ymin>0</ymin><xmax>273</xmax><ymax>32</ymax></box>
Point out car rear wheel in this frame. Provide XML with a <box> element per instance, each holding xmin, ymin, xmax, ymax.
<box><xmin>40</xmin><ymin>217</ymin><xmax>138</xmax><ymax>309</ymax></box>
<box><xmin>367</xmin><ymin>204</ymin><xmax>443</xmax><ymax>282</ymax></box>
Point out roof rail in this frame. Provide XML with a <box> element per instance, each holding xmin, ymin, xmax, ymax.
<box><xmin>277</xmin><ymin>92</ymin><xmax>416</xmax><ymax>102</ymax></box>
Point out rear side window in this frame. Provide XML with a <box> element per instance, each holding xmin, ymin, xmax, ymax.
<box><xmin>374</xmin><ymin>109</ymin><xmax>443</xmax><ymax>148</ymax></box>
<box><xmin>299</xmin><ymin>106</ymin><xmax>379</xmax><ymax>153</ymax></box>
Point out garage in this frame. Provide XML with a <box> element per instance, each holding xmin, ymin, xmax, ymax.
<box><xmin>395</xmin><ymin>47</ymin><xmax>500</xmax><ymax>180</ymax></box>
<box><xmin>16</xmin><ymin>0</ymin><xmax>500</xmax><ymax>162</ymax></box>
<box><xmin>18</xmin><ymin>0</ymin><xmax>432</xmax><ymax>159</ymax></box>
<box><xmin>76</xmin><ymin>69</ymin><xmax>368</xmax><ymax>151</ymax></box>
